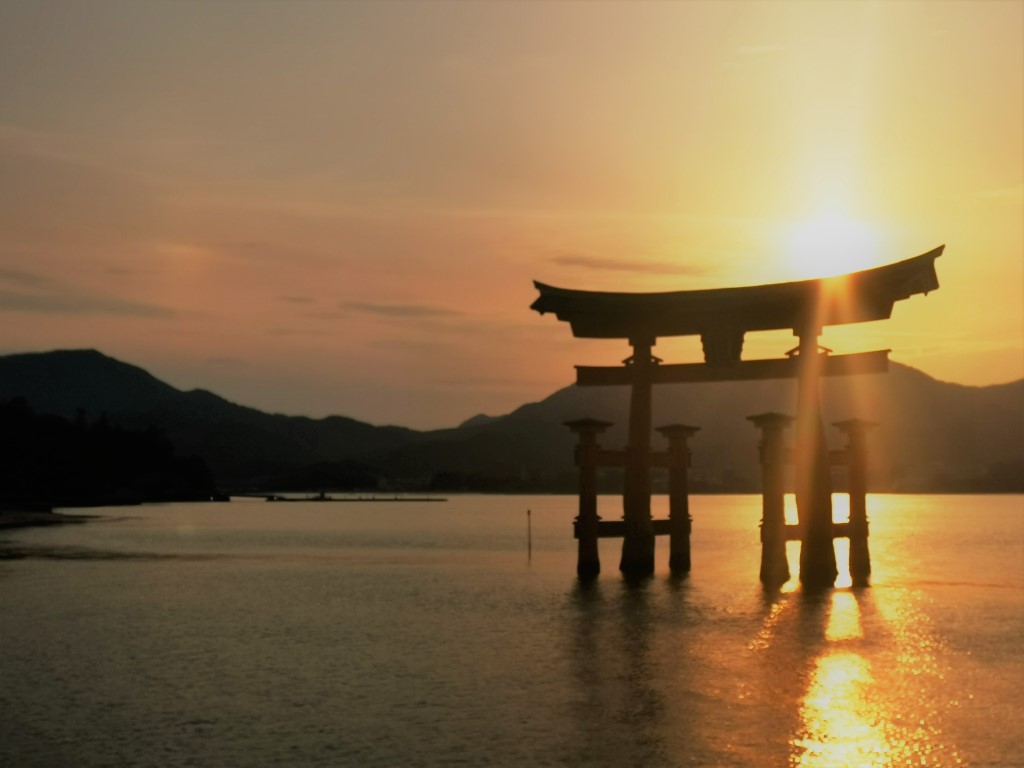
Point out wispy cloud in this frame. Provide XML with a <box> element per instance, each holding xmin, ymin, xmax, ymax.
<box><xmin>549</xmin><ymin>254</ymin><xmax>708</xmax><ymax>276</ymax></box>
<box><xmin>344</xmin><ymin>301</ymin><xmax>462</xmax><ymax>319</ymax></box>
<box><xmin>0</xmin><ymin>290</ymin><xmax>175</xmax><ymax>318</ymax></box>
<box><xmin>0</xmin><ymin>268</ymin><xmax>61</xmax><ymax>289</ymax></box>
<box><xmin>214</xmin><ymin>240</ymin><xmax>335</xmax><ymax>267</ymax></box>
<box><xmin>265</xmin><ymin>327</ymin><xmax>332</xmax><ymax>337</ymax></box>
<box><xmin>0</xmin><ymin>265</ymin><xmax>174</xmax><ymax>318</ymax></box>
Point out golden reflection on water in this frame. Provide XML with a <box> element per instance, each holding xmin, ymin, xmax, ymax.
<box><xmin>833</xmin><ymin>539</ymin><xmax>852</xmax><ymax>589</ymax></box>
<box><xmin>825</xmin><ymin>591</ymin><xmax>861</xmax><ymax>642</ymax></box>
<box><xmin>793</xmin><ymin>651</ymin><xmax>890</xmax><ymax>767</ymax></box>
<box><xmin>759</xmin><ymin>495</ymin><xmax>969</xmax><ymax>766</ymax></box>
<box><xmin>792</xmin><ymin>592</ymin><xmax>882</xmax><ymax>766</ymax></box>
<box><xmin>781</xmin><ymin>540</ymin><xmax>802</xmax><ymax>593</ymax></box>
<box><xmin>788</xmin><ymin>585</ymin><xmax>962</xmax><ymax>766</ymax></box>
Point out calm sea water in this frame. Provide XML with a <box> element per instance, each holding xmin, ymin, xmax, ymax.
<box><xmin>1</xmin><ymin>495</ymin><xmax>1022</xmax><ymax>767</ymax></box>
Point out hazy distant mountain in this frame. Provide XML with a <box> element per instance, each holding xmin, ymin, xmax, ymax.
<box><xmin>1</xmin><ymin>349</ymin><xmax>1021</xmax><ymax>492</ymax></box>
<box><xmin>364</xmin><ymin>363</ymin><xmax>1024</xmax><ymax>493</ymax></box>
<box><xmin>457</xmin><ymin>413</ymin><xmax>501</xmax><ymax>429</ymax></box>
<box><xmin>465</xmin><ymin>364</ymin><xmax>1024</xmax><ymax>492</ymax></box>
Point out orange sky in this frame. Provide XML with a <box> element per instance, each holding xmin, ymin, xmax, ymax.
<box><xmin>1</xmin><ymin>1</ymin><xmax>1021</xmax><ymax>428</ymax></box>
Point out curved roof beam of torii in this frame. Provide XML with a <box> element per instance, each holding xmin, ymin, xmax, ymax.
<box><xmin>531</xmin><ymin>246</ymin><xmax>944</xmax><ymax>345</ymax></box>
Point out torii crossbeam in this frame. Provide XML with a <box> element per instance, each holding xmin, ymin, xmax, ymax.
<box><xmin>532</xmin><ymin>246</ymin><xmax>943</xmax><ymax>584</ymax></box>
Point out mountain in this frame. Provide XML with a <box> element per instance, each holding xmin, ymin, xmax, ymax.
<box><xmin>1</xmin><ymin>349</ymin><xmax>1021</xmax><ymax>492</ymax></box>
<box><xmin>363</xmin><ymin>364</ymin><xmax>1024</xmax><ymax>493</ymax></box>
<box><xmin>0</xmin><ymin>350</ymin><xmax>425</xmax><ymax>486</ymax></box>
<box><xmin>473</xmin><ymin>364</ymin><xmax>1024</xmax><ymax>492</ymax></box>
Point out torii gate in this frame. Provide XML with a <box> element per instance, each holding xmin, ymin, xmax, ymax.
<box><xmin>531</xmin><ymin>246</ymin><xmax>943</xmax><ymax>586</ymax></box>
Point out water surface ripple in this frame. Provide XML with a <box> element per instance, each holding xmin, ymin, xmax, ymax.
<box><xmin>1</xmin><ymin>495</ymin><xmax>1021</xmax><ymax>766</ymax></box>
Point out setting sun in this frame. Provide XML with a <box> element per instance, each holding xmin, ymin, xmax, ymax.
<box><xmin>786</xmin><ymin>212</ymin><xmax>883</xmax><ymax>279</ymax></box>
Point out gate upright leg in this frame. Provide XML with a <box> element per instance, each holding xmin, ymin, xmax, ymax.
<box><xmin>749</xmin><ymin>413</ymin><xmax>794</xmax><ymax>587</ymax></box>
<box><xmin>835</xmin><ymin>419</ymin><xmax>876</xmax><ymax>586</ymax></box>
<box><xmin>657</xmin><ymin>424</ymin><xmax>700</xmax><ymax>575</ymax></box>
<box><xmin>566</xmin><ymin>419</ymin><xmax>613</xmax><ymax>580</ymax></box>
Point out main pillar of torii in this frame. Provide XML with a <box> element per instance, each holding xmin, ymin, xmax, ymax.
<box><xmin>531</xmin><ymin>246</ymin><xmax>943</xmax><ymax>582</ymax></box>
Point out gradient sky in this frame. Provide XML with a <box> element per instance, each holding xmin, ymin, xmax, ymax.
<box><xmin>1</xmin><ymin>1</ymin><xmax>1021</xmax><ymax>429</ymax></box>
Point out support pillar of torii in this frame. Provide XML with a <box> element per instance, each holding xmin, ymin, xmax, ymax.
<box><xmin>620</xmin><ymin>338</ymin><xmax>657</xmax><ymax>576</ymax></box>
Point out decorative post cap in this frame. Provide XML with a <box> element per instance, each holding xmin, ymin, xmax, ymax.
<box><xmin>747</xmin><ymin>412</ymin><xmax>795</xmax><ymax>429</ymax></box>
<box><xmin>832</xmin><ymin>418</ymin><xmax>878</xmax><ymax>433</ymax></box>
<box><xmin>655</xmin><ymin>424</ymin><xmax>700</xmax><ymax>440</ymax></box>
<box><xmin>564</xmin><ymin>418</ymin><xmax>614</xmax><ymax>434</ymax></box>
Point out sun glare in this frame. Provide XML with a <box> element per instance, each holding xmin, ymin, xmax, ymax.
<box><xmin>786</xmin><ymin>212</ymin><xmax>882</xmax><ymax>280</ymax></box>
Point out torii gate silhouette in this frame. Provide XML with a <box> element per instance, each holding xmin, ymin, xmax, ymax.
<box><xmin>531</xmin><ymin>246</ymin><xmax>943</xmax><ymax>587</ymax></box>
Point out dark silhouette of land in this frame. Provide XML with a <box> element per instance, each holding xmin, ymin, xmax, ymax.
<box><xmin>0</xmin><ymin>348</ymin><xmax>1021</xmax><ymax>496</ymax></box>
<box><xmin>0</xmin><ymin>396</ymin><xmax>217</xmax><ymax>512</ymax></box>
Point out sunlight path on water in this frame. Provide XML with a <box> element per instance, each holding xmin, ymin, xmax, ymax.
<box><xmin>778</xmin><ymin>498</ymin><xmax>969</xmax><ymax>768</ymax></box>
<box><xmin>789</xmin><ymin>585</ymin><xmax>966</xmax><ymax>767</ymax></box>
<box><xmin>793</xmin><ymin>651</ymin><xmax>889</xmax><ymax>767</ymax></box>
<box><xmin>791</xmin><ymin>592</ymin><xmax>888</xmax><ymax>767</ymax></box>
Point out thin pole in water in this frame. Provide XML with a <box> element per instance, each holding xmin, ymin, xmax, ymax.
<box><xmin>527</xmin><ymin>509</ymin><xmax>532</xmax><ymax>562</ymax></box>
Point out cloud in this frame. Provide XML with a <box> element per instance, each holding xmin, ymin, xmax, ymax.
<box><xmin>265</xmin><ymin>327</ymin><xmax>332</xmax><ymax>337</ymax></box>
<box><xmin>549</xmin><ymin>254</ymin><xmax>708</xmax><ymax>276</ymax></box>
<box><xmin>214</xmin><ymin>240</ymin><xmax>335</xmax><ymax>267</ymax></box>
<box><xmin>0</xmin><ymin>290</ymin><xmax>174</xmax><ymax>318</ymax></box>
<box><xmin>0</xmin><ymin>268</ymin><xmax>61</xmax><ymax>289</ymax></box>
<box><xmin>0</xmin><ymin>265</ymin><xmax>174</xmax><ymax>318</ymax></box>
<box><xmin>344</xmin><ymin>301</ymin><xmax>462</xmax><ymax>319</ymax></box>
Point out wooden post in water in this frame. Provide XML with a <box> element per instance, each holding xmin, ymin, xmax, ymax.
<box><xmin>565</xmin><ymin>418</ymin><xmax>612</xmax><ymax>580</ymax></box>
<box><xmin>794</xmin><ymin>329</ymin><xmax>838</xmax><ymax>588</ymax></box>
<box><xmin>656</xmin><ymin>424</ymin><xmax>700</xmax><ymax>576</ymax></box>
<box><xmin>748</xmin><ymin>412</ymin><xmax>794</xmax><ymax>587</ymax></box>
<box><xmin>621</xmin><ymin>338</ymin><xmax>657</xmax><ymax>578</ymax></box>
<box><xmin>527</xmin><ymin>508</ymin><xmax>532</xmax><ymax>562</ymax></box>
<box><xmin>834</xmin><ymin>419</ymin><xmax>876</xmax><ymax>586</ymax></box>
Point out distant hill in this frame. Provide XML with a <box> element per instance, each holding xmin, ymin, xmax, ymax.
<box><xmin>464</xmin><ymin>364</ymin><xmax>1024</xmax><ymax>492</ymax></box>
<box><xmin>0</xmin><ymin>350</ymin><xmax>424</xmax><ymax>486</ymax></box>
<box><xmin>362</xmin><ymin>364</ymin><xmax>1023</xmax><ymax>493</ymax></box>
<box><xmin>1</xmin><ymin>349</ymin><xmax>1021</xmax><ymax>492</ymax></box>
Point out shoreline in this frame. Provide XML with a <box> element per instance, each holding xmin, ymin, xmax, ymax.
<box><xmin>0</xmin><ymin>510</ymin><xmax>97</xmax><ymax>530</ymax></box>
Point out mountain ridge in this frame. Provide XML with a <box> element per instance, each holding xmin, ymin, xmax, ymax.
<box><xmin>1</xmin><ymin>348</ymin><xmax>1021</xmax><ymax>492</ymax></box>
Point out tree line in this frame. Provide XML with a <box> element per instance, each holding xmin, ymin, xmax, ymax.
<box><xmin>0</xmin><ymin>398</ymin><xmax>218</xmax><ymax>509</ymax></box>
